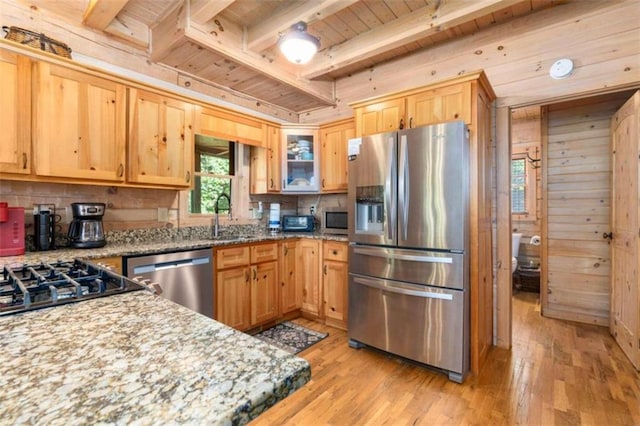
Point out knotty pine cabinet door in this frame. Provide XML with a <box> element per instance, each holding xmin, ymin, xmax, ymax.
<box><xmin>322</xmin><ymin>240</ymin><xmax>348</xmax><ymax>330</ymax></box>
<box><xmin>128</xmin><ymin>88</ymin><xmax>193</xmax><ymax>187</ymax></box>
<box><xmin>355</xmin><ymin>98</ymin><xmax>405</xmax><ymax>137</ymax></box>
<box><xmin>251</xmin><ymin>261</ymin><xmax>279</xmax><ymax>325</ymax></box>
<box><xmin>279</xmin><ymin>240</ymin><xmax>301</xmax><ymax>315</ymax></box>
<box><xmin>0</xmin><ymin>50</ymin><xmax>30</xmax><ymax>175</ymax></box>
<box><xmin>216</xmin><ymin>266</ymin><xmax>251</xmax><ymax>331</ymax></box>
<box><xmin>406</xmin><ymin>82</ymin><xmax>472</xmax><ymax>128</ymax></box>
<box><xmin>320</xmin><ymin>119</ymin><xmax>354</xmax><ymax>193</ymax></box>
<box><xmin>33</xmin><ymin>62</ymin><xmax>126</xmax><ymax>181</ymax></box>
<box><xmin>250</xmin><ymin>124</ymin><xmax>281</xmax><ymax>194</ymax></box>
<box><xmin>298</xmin><ymin>239</ymin><xmax>321</xmax><ymax>317</ymax></box>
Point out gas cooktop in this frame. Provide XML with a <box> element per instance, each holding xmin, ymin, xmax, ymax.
<box><xmin>0</xmin><ymin>259</ymin><xmax>146</xmax><ymax>316</ymax></box>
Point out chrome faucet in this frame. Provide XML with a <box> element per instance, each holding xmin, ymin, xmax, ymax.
<box><xmin>213</xmin><ymin>193</ymin><xmax>232</xmax><ymax>238</ymax></box>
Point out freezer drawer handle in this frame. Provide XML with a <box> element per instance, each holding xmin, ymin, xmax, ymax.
<box><xmin>353</xmin><ymin>276</ymin><xmax>453</xmax><ymax>300</ymax></box>
<box><xmin>352</xmin><ymin>247</ymin><xmax>453</xmax><ymax>264</ymax></box>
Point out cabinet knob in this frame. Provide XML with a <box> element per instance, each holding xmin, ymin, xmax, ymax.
<box><xmin>409</xmin><ymin>117</ymin><xmax>413</xmax><ymax>128</ymax></box>
<box><xmin>322</xmin><ymin>179</ymin><xmax>325</xmax><ymax>188</ymax></box>
<box><xmin>270</xmin><ymin>178</ymin><xmax>274</xmax><ymax>189</ymax></box>
<box><xmin>22</xmin><ymin>153</ymin><xmax>27</xmax><ymax>169</ymax></box>
<box><xmin>399</xmin><ymin>118</ymin><xmax>405</xmax><ymax>129</ymax></box>
<box><xmin>332</xmin><ymin>250</ymin><xmax>338</xmax><ymax>255</ymax></box>
<box><xmin>323</xmin><ymin>265</ymin><xmax>327</xmax><ymax>275</ymax></box>
<box><xmin>245</xmin><ymin>270</ymin><xmax>250</xmax><ymax>282</ymax></box>
<box><xmin>186</xmin><ymin>171</ymin><xmax>191</xmax><ymax>183</ymax></box>
<box><xmin>253</xmin><ymin>269</ymin><xmax>257</xmax><ymax>280</ymax></box>
<box><xmin>117</xmin><ymin>163</ymin><xmax>124</xmax><ymax>177</ymax></box>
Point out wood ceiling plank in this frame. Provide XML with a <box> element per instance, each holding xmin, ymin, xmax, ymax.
<box><xmin>302</xmin><ymin>0</ymin><xmax>525</xmax><ymax>80</ymax></box>
<box><xmin>247</xmin><ymin>0</ymin><xmax>358</xmax><ymax>52</ymax></box>
<box><xmin>82</xmin><ymin>0</ymin><xmax>129</xmax><ymax>30</ymax></box>
<box><xmin>189</xmin><ymin>0</ymin><xmax>235</xmax><ymax>25</ymax></box>
<box><xmin>104</xmin><ymin>13</ymin><xmax>149</xmax><ymax>48</ymax></box>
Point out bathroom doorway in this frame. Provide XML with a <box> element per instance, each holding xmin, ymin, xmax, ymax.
<box><xmin>509</xmin><ymin>90</ymin><xmax>637</xmax><ymax>327</ymax></box>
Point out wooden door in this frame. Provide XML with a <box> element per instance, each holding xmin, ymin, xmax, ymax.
<box><xmin>323</xmin><ymin>260</ymin><xmax>348</xmax><ymax>329</ymax></box>
<box><xmin>128</xmin><ymin>88</ymin><xmax>193</xmax><ymax>187</ymax></box>
<box><xmin>216</xmin><ymin>267</ymin><xmax>251</xmax><ymax>330</ymax></box>
<box><xmin>251</xmin><ymin>261</ymin><xmax>279</xmax><ymax>325</ymax></box>
<box><xmin>280</xmin><ymin>240</ymin><xmax>300</xmax><ymax>315</ymax></box>
<box><xmin>406</xmin><ymin>82</ymin><xmax>471</xmax><ymax>128</ymax></box>
<box><xmin>355</xmin><ymin>98</ymin><xmax>405</xmax><ymax>136</ymax></box>
<box><xmin>0</xmin><ymin>51</ymin><xmax>30</xmax><ymax>174</ymax></box>
<box><xmin>266</xmin><ymin>125</ymin><xmax>281</xmax><ymax>192</ymax></box>
<box><xmin>33</xmin><ymin>62</ymin><xmax>126</xmax><ymax>181</ymax></box>
<box><xmin>298</xmin><ymin>239</ymin><xmax>321</xmax><ymax>317</ymax></box>
<box><xmin>320</xmin><ymin>119</ymin><xmax>354</xmax><ymax>193</ymax></box>
<box><xmin>610</xmin><ymin>91</ymin><xmax>640</xmax><ymax>370</ymax></box>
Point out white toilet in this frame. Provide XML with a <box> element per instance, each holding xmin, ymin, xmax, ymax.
<box><xmin>512</xmin><ymin>233</ymin><xmax>522</xmax><ymax>273</ymax></box>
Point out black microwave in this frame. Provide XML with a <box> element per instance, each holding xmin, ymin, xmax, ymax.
<box><xmin>323</xmin><ymin>208</ymin><xmax>348</xmax><ymax>235</ymax></box>
<box><xmin>282</xmin><ymin>215</ymin><xmax>315</xmax><ymax>232</ymax></box>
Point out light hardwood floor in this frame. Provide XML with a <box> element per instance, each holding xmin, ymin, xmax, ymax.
<box><xmin>252</xmin><ymin>291</ymin><xmax>640</xmax><ymax>425</ymax></box>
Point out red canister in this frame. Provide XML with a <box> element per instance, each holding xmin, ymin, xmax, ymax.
<box><xmin>0</xmin><ymin>202</ymin><xmax>8</xmax><ymax>223</ymax></box>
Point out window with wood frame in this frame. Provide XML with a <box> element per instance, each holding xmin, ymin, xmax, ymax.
<box><xmin>511</xmin><ymin>149</ymin><xmax>538</xmax><ymax>219</ymax></box>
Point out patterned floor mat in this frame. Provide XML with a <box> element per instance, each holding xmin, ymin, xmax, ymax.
<box><xmin>253</xmin><ymin>321</ymin><xmax>328</xmax><ymax>354</ymax></box>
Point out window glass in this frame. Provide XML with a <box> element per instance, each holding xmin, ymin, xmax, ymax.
<box><xmin>511</xmin><ymin>158</ymin><xmax>526</xmax><ymax>213</ymax></box>
<box><xmin>190</xmin><ymin>135</ymin><xmax>235</xmax><ymax>215</ymax></box>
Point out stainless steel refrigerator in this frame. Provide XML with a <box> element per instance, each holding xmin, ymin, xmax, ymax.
<box><xmin>347</xmin><ymin>121</ymin><xmax>470</xmax><ymax>383</ymax></box>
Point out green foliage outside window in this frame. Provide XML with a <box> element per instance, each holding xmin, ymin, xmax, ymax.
<box><xmin>190</xmin><ymin>137</ymin><xmax>235</xmax><ymax>215</ymax></box>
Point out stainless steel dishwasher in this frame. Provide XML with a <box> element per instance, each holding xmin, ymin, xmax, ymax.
<box><xmin>124</xmin><ymin>248</ymin><xmax>214</xmax><ymax>318</ymax></box>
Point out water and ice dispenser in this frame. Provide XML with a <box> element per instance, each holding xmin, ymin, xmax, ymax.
<box><xmin>355</xmin><ymin>185</ymin><xmax>384</xmax><ymax>233</ymax></box>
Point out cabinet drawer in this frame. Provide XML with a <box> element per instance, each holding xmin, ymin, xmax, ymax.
<box><xmin>323</xmin><ymin>241</ymin><xmax>348</xmax><ymax>262</ymax></box>
<box><xmin>216</xmin><ymin>246</ymin><xmax>250</xmax><ymax>269</ymax></box>
<box><xmin>250</xmin><ymin>242</ymin><xmax>278</xmax><ymax>263</ymax></box>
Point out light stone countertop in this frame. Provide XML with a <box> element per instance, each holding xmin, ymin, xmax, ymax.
<box><xmin>0</xmin><ymin>290</ymin><xmax>311</xmax><ymax>425</ymax></box>
<box><xmin>1</xmin><ymin>232</ymin><xmax>348</xmax><ymax>267</ymax></box>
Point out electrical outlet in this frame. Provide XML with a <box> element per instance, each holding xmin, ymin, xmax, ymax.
<box><xmin>65</xmin><ymin>207</ymin><xmax>73</xmax><ymax>223</ymax></box>
<box><xmin>309</xmin><ymin>205</ymin><xmax>315</xmax><ymax>215</ymax></box>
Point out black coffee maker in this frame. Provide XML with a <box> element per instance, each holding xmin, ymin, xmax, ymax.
<box><xmin>34</xmin><ymin>204</ymin><xmax>58</xmax><ymax>251</ymax></box>
<box><xmin>68</xmin><ymin>203</ymin><xmax>107</xmax><ymax>248</ymax></box>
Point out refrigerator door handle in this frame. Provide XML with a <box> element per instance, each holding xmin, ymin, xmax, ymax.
<box><xmin>352</xmin><ymin>275</ymin><xmax>454</xmax><ymax>300</ymax></box>
<box><xmin>399</xmin><ymin>134</ymin><xmax>409</xmax><ymax>240</ymax></box>
<box><xmin>385</xmin><ymin>136</ymin><xmax>396</xmax><ymax>241</ymax></box>
<box><xmin>352</xmin><ymin>246</ymin><xmax>454</xmax><ymax>263</ymax></box>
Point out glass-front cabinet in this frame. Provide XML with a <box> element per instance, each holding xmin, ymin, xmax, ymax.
<box><xmin>281</xmin><ymin>126</ymin><xmax>319</xmax><ymax>192</ymax></box>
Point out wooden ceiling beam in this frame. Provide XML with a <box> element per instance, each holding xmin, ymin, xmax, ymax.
<box><xmin>247</xmin><ymin>0</ymin><xmax>358</xmax><ymax>52</ymax></box>
<box><xmin>302</xmin><ymin>0</ymin><xmax>524</xmax><ymax>80</ymax></box>
<box><xmin>189</xmin><ymin>0</ymin><xmax>235</xmax><ymax>25</ymax></box>
<box><xmin>83</xmin><ymin>0</ymin><xmax>148</xmax><ymax>48</ymax></box>
<box><xmin>82</xmin><ymin>0</ymin><xmax>129</xmax><ymax>29</ymax></box>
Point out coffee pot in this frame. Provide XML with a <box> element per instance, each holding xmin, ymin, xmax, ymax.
<box><xmin>67</xmin><ymin>203</ymin><xmax>106</xmax><ymax>248</ymax></box>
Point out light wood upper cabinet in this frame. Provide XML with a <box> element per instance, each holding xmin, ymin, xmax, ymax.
<box><xmin>354</xmin><ymin>97</ymin><xmax>405</xmax><ymax>136</ymax></box>
<box><xmin>352</xmin><ymin>76</ymin><xmax>476</xmax><ymax>137</ymax></box>
<box><xmin>406</xmin><ymin>82</ymin><xmax>471</xmax><ymax>128</ymax></box>
<box><xmin>0</xmin><ymin>50</ymin><xmax>30</xmax><ymax>174</ymax></box>
<box><xmin>196</xmin><ymin>105</ymin><xmax>265</xmax><ymax>147</ymax></box>
<box><xmin>250</xmin><ymin>125</ymin><xmax>281</xmax><ymax>194</ymax></box>
<box><xmin>33</xmin><ymin>61</ymin><xmax>126</xmax><ymax>181</ymax></box>
<box><xmin>128</xmin><ymin>88</ymin><xmax>194</xmax><ymax>187</ymax></box>
<box><xmin>319</xmin><ymin>118</ymin><xmax>354</xmax><ymax>193</ymax></box>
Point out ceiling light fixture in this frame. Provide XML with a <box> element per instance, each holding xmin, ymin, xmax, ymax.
<box><xmin>278</xmin><ymin>21</ymin><xmax>320</xmax><ymax>65</ymax></box>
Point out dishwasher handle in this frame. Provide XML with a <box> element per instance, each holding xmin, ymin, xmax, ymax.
<box><xmin>132</xmin><ymin>256</ymin><xmax>210</xmax><ymax>275</ymax></box>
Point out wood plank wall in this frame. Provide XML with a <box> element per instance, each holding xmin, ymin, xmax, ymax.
<box><xmin>543</xmin><ymin>92</ymin><xmax>632</xmax><ymax>326</ymax></box>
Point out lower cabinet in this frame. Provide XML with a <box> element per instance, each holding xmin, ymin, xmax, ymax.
<box><xmin>279</xmin><ymin>239</ymin><xmax>301</xmax><ymax>315</ymax></box>
<box><xmin>298</xmin><ymin>239</ymin><xmax>321</xmax><ymax>318</ymax></box>
<box><xmin>215</xmin><ymin>242</ymin><xmax>279</xmax><ymax>331</ymax></box>
<box><xmin>214</xmin><ymin>239</ymin><xmax>348</xmax><ymax>331</ymax></box>
<box><xmin>322</xmin><ymin>241</ymin><xmax>349</xmax><ymax>330</ymax></box>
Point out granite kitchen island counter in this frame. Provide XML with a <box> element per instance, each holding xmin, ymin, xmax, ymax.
<box><xmin>0</xmin><ymin>290</ymin><xmax>310</xmax><ymax>425</ymax></box>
